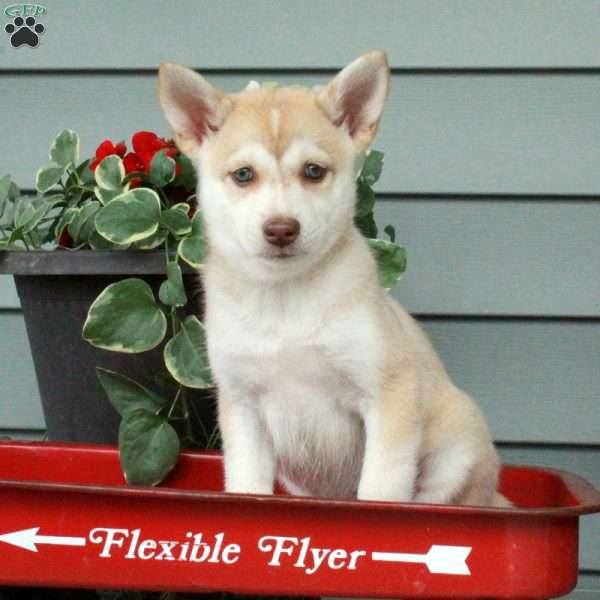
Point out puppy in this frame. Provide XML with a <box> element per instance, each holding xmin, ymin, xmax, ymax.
<box><xmin>158</xmin><ymin>51</ymin><xmax>508</xmax><ymax>506</ymax></box>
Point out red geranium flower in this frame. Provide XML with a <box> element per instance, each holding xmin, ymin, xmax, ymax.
<box><xmin>122</xmin><ymin>152</ymin><xmax>145</xmax><ymax>187</ymax></box>
<box><xmin>131</xmin><ymin>131</ymin><xmax>182</xmax><ymax>176</ymax></box>
<box><xmin>88</xmin><ymin>131</ymin><xmax>182</xmax><ymax>182</ymax></box>
<box><xmin>89</xmin><ymin>139</ymin><xmax>127</xmax><ymax>171</ymax></box>
<box><xmin>123</xmin><ymin>152</ymin><xmax>144</xmax><ymax>173</ymax></box>
<box><xmin>58</xmin><ymin>227</ymin><xmax>72</xmax><ymax>248</ymax></box>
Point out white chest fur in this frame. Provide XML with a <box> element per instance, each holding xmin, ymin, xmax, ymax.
<box><xmin>204</xmin><ymin>249</ymin><xmax>382</xmax><ymax>498</ymax></box>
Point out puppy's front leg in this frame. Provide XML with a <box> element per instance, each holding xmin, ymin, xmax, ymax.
<box><xmin>218</xmin><ymin>394</ymin><xmax>276</xmax><ymax>494</ymax></box>
<box><xmin>357</xmin><ymin>373</ymin><xmax>421</xmax><ymax>502</ymax></box>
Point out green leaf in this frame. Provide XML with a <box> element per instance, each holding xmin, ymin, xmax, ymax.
<box><xmin>164</xmin><ymin>315</ymin><xmax>212</xmax><ymax>388</ymax></box>
<box><xmin>160</xmin><ymin>203</ymin><xmax>191</xmax><ymax>236</ymax></box>
<box><xmin>177</xmin><ymin>211</ymin><xmax>207</xmax><ymax>268</ymax></box>
<box><xmin>49</xmin><ymin>129</ymin><xmax>79</xmax><ymax>168</ymax></box>
<box><xmin>355</xmin><ymin>178</ymin><xmax>376</xmax><ymax>218</ymax></box>
<box><xmin>7</xmin><ymin>226</ymin><xmax>25</xmax><ymax>246</ymax></box>
<box><xmin>94</xmin><ymin>186</ymin><xmax>124</xmax><ymax>205</ymax></box>
<box><xmin>0</xmin><ymin>176</ymin><xmax>20</xmax><ymax>207</ymax></box>
<box><xmin>131</xmin><ymin>228</ymin><xmax>167</xmax><ymax>250</ymax></box>
<box><xmin>354</xmin><ymin>211</ymin><xmax>378</xmax><ymax>239</ymax></box>
<box><xmin>360</xmin><ymin>150</ymin><xmax>384</xmax><ymax>185</ymax></box>
<box><xmin>95</xmin><ymin>155</ymin><xmax>125</xmax><ymax>191</ymax></box>
<box><xmin>36</xmin><ymin>163</ymin><xmax>68</xmax><ymax>193</ymax></box>
<box><xmin>88</xmin><ymin>229</ymin><xmax>130</xmax><ymax>250</ymax></box>
<box><xmin>68</xmin><ymin>200</ymin><xmax>100</xmax><ymax>243</ymax></box>
<box><xmin>27</xmin><ymin>229</ymin><xmax>45</xmax><ymax>247</ymax></box>
<box><xmin>0</xmin><ymin>177</ymin><xmax>10</xmax><ymax>221</ymax></box>
<box><xmin>0</xmin><ymin>176</ymin><xmax>11</xmax><ymax>203</ymax></box>
<box><xmin>159</xmin><ymin>262</ymin><xmax>187</xmax><ymax>307</ymax></box>
<box><xmin>54</xmin><ymin>207</ymin><xmax>78</xmax><ymax>242</ymax></box>
<box><xmin>149</xmin><ymin>149</ymin><xmax>176</xmax><ymax>187</ymax></box>
<box><xmin>64</xmin><ymin>187</ymin><xmax>84</xmax><ymax>208</ymax></box>
<box><xmin>368</xmin><ymin>238</ymin><xmax>407</xmax><ymax>290</ymax></box>
<box><xmin>12</xmin><ymin>197</ymin><xmax>29</xmax><ymax>227</ymax></box>
<box><xmin>96</xmin><ymin>368</ymin><xmax>168</xmax><ymax>417</ymax></box>
<box><xmin>118</xmin><ymin>409</ymin><xmax>180</xmax><ymax>486</ymax></box>
<box><xmin>22</xmin><ymin>198</ymin><xmax>58</xmax><ymax>234</ymax></box>
<box><xmin>8</xmin><ymin>180</ymin><xmax>19</xmax><ymax>202</ymax></box>
<box><xmin>95</xmin><ymin>188</ymin><xmax>161</xmax><ymax>244</ymax></box>
<box><xmin>14</xmin><ymin>201</ymin><xmax>35</xmax><ymax>229</ymax></box>
<box><xmin>75</xmin><ymin>158</ymin><xmax>95</xmax><ymax>185</ymax></box>
<box><xmin>79</xmin><ymin>205</ymin><xmax>102</xmax><ymax>243</ymax></box>
<box><xmin>66</xmin><ymin>207</ymin><xmax>82</xmax><ymax>241</ymax></box>
<box><xmin>174</xmin><ymin>153</ymin><xmax>197</xmax><ymax>191</ymax></box>
<box><xmin>384</xmin><ymin>224</ymin><xmax>396</xmax><ymax>243</ymax></box>
<box><xmin>83</xmin><ymin>278</ymin><xmax>167</xmax><ymax>352</ymax></box>
<box><xmin>12</xmin><ymin>196</ymin><xmax>60</xmax><ymax>235</ymax></box>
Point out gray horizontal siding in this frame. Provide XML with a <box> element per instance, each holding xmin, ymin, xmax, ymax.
<box><xmin>2</xmin><ymin>73</ymin><xmax>600</xmax><ymax>195</ymax></box>
<box><xmin>2</xmin><ymin>0</ymin><xmax>599</xmax><ymax>70</ymax></box>
<box><xmin>567</xmin><ymin>574</ymin><xmax>600</xmax><ymax>599</ymax></box>
<box><xmin>3</xmin><ymin>198</ymin><xmax>600</xmax><ymax>316</ymax></box>
<box><xmin>422</xmin><ymin>318</ymin><xmax>600</xmax><ymax>444</ymax></box>
<box><xmin>380</xmin><ymin>200</ymin><xmax>600</xmax><ymax>316</ymax></box>
<box><xmin>0</xmin><ymin>277</ymin><xmax>18</xmax><ymax>307</ymax></box>
<box><xmin>0</xmin><ymin>430</ymin><xmax>44</xmax><ymax>440</ymax></box>
<box><xmin>3</xmin><ymin>310</ymin><xmax>598</xmax><ymax>445</ymax></box>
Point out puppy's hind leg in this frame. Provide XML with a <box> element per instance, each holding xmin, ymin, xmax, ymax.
<box><xmin>415</xmin><ymin>388</ymin><xmax>501</xmax><ymax>506</ymax></box>
<box><xmin>415</xmin><ymin>441</ymin><xmax>499</xmax><ymax>506</ymax></box>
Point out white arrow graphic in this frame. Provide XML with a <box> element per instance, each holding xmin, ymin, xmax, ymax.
<box><xmin>0</xmin><ymin>527</ymin><xmax>87</xmax><ymax>553</ymax></box>
<box><xmin>372</xmin><ymin>545</ymin><xmax>472</xmax><ymax>575</ymax></box>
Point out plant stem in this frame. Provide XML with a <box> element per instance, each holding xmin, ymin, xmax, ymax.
<box><xmin>71</xmin><ymin>184</ymin><xmax>95</xmax><ymax>193</ymax></box>
<box><xmin>156</xmin><ymin>186</ymin><xmax>171</xmax><ymax>209</ymax></box>
<box><xmin>166</xmin><ymin>387</ymin><xmax>182</xmax><ymax>419</ymax></box>
<box><xmin>122</xmin><ymin>171</ymin><xmax>145</xmax><ymax>185</ymax></box>
<box><xmin>181</xmin><ymin>388</ymin><xmax>195</xmax><ymax>444</ymax></box>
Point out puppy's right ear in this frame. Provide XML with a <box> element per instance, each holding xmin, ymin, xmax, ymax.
<box><xmin>158</xmin><ymin>62</ymin><xmax>231</xmax><ymax>159</ymax></box>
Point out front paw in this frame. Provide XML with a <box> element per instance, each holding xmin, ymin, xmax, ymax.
<box><xmin>357</xmin><ymin>485</ymin><xmax>413</xmax><ymax>503</ymax></box>
<box><xmin>225</xmin><ymin>477</ymin><xmax>273</xmax><ymax>495</ymax></box>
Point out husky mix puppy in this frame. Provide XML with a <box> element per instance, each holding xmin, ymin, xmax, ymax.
<box><xmin>158</xmin><ymin>51</ymin><xmax>508</xmax><ymax>507</ymax></box>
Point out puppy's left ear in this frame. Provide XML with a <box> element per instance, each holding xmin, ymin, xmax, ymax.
<box><xmin>317</xmin><ymin>51</ymin><xmax>390</xmax><ymax>149</ymax></box>
<box><xmin>158</xmin><ymin>62</ymin><xmax>231</xmax><ymax>159</ymax></box>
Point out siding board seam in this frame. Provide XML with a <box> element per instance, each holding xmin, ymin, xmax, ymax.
<box><xmin>497</xmin><ymin>442</ymin><xmax>600</xmax><ymax>451</ymax></box>
<box><xmin>2</xmin><ymin>68</ymin><xmax>600</xmax><ymax>76</ymax></box>
<box><xmin>17</xmin><ymin>189</ymin><xmax>600</xmax><ymax>202</ymax></box>
<box><xmin>416</xmin><ymin>315</ymin><xmax>600</xmax><ymax>323</ymax></box>
<box><xmin>377</xmin><ymin>193</ymin><xmax>600</xmax><ymax>202</ymax></box>
<box><xmin>3</xmin><ymin>308</ymin><xmax>599</xmax><ymax>322</ymax></box>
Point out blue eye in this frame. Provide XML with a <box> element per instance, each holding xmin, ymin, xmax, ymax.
<box><xmin>304</xmin><ymin>163</ymin><xmax>326</xmax><ymax>181</ymax></box>
<box><xmin>232</xmin><ymin>167</ymin><xmax>254</xmax><ymax>185</ymax></box>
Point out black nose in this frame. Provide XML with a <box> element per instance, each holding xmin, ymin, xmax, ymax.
<box><xmin>262</xmin><ymin>217</ymin><xmax>300</xmax><ymax>247</ymax></box>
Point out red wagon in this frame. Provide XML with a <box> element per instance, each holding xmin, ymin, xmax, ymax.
<box><xmin>0</xmin><ymin>441</ymin><xmax>598</xmax><ymax>599</ymax></box>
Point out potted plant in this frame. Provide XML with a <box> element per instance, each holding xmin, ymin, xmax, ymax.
<box><xmin>0</xmin><ymin>125</ymin><xmax>406</xmax><ymax>487</ymax></box>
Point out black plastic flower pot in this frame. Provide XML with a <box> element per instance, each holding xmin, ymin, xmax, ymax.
<box><xmin>0</xmin><ymin>251</ymin><xmax>216</xmax><ymax>445</ymax></box>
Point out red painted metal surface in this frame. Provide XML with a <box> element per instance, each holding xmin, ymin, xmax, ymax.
<box><xmin>0</xmin><ymin>442</ymin><xmax>599</xmax><ymax>598</ymax></box>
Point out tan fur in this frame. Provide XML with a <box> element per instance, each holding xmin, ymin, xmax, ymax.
<box><xmin>204</xmin><ymin>87</ymin><xmax>351</xmax><ymax>175</ymax></box>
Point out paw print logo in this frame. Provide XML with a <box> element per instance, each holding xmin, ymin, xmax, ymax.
<box><xmin>5</xmin><ymin>16</ymin><xmax>45</xmax><ymax>48</ymax></box>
